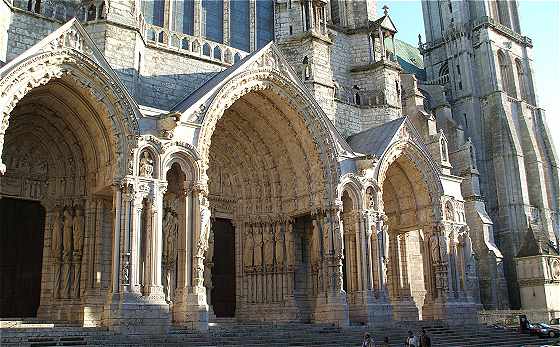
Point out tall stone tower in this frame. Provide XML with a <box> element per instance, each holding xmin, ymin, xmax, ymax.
<box><xmin>420</xmin><ymin>0</ymin><xmax>560</xmax><ymax>308</ymax></box>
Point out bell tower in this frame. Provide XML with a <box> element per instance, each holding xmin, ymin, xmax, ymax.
<box><xmin>421</xmin><ymin>0</ymin><xmax>560</xmax><ymax>309</ymax></box>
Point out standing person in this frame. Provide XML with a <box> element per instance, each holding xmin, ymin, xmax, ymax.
<box><xmin>379</xmin><ymin>336</ymin><xmax>390</xmax><ymax>347</ymax></box>
<box><xmin>419</xmin><ymin>328</ymin><xmax>431</xmax><ymax>347</ymax></box>
<box><xmin>406</xmin><ymin>330</ymin><xmax>418</xmax><ymax>347</ymax></box>
<box><xmin>362</xmin><ymin>332</ymin><xmax>375</xmax><ymax>347</ymax></box>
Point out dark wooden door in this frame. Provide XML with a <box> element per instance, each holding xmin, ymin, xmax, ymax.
<box><xmin>0</xmin><ymin>198</ymin><xmax>45</xmax><ymax>318</ymax></box>
<box><xmin>211</xmin><ymin>218</ymin><xmax>236</xmax><ymax>317</ymax></box>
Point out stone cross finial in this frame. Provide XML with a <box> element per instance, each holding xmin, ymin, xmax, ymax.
<box><xmin>383</xmin><ymin>5</ymin><xmax>389</xmax><ymax>16</ymax></box>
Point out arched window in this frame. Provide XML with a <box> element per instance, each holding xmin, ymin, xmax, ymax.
<box><xmin>441</xmin><ymin>137</ymin><xmax>448</xmax><ymax>162</ymax></box>
<box><xmin>439</xmin><ymin>62</ymin><xmax>449</xmax><ymax>77</ymax></box>
<box><xmin>230</xmin><ymin>0</ymin><xmax>250</xmax><ymax>51</ymax></box>
<box><xmin>202</xmin><ymin>0</ymin><xmax>223</xmax><ymax>43</ymax></box>
<box><xmin>497</xmin><ymin>0</ymin><xmax>512</xmax><ymax>29</ymax></box>
<box><xmin>142</xmin><ymin>1</ymin><xmax>164</xmax><ymax>27</ymax></box>
<box><xmin>173</xmin><ymin>0</ymin><xmax>194</xmax><ymax>35</ymax></box>
<box><xmin>515</xmin><ymin>58</ymin><xmax>527</xmax><ymax>101</ymax></box>
<box><xmin>213</xmin><ymin>46</ymin><xmax>222</xmax><ymax>61</ymax></box>
<box><xmin>97</xmin><ymin>2</ymin><xmax>105</xmax><ymax>19</ymax></box>
<box><xmin>256</xmin><ymin>0</ymin><xmax>274</xmax><ymax>49</ymax></box>
<box><xmin>86</xmin><ymin>4</ymin><xmax>96</xmax><ymax>21</ymax></box>
<box><xmin>498</xmin><ymin>50</ymin><xmax>516</xmax><ymax>98</ymax></box>
<box><xmin>234</xmin><ymin>53</ymin><xmax>241</xmax><ymax>64</ymax></box>
<box><xmin>353</xmin><ymin>85</ymin><xmax>361</xmax><ymax>105</ymax></box>
<box><xmin>302</xmin><ymin>56</ymin><xmax>311</xmax><ymax>80</ymax></box>
<box><xmin>202</xmin><ymin>43</ymin><xmax>211</xmax><ymax>57</ymax></box>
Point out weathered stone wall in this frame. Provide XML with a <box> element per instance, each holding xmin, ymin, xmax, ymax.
<box><xmin>6</xmin><ymin>10</ymin><xmax>61</xmax><ymax>62</ymax></box>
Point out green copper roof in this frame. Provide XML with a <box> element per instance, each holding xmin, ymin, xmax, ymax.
<box><xmin>385</xmin><ymin>38</ymin><xmax>426</xmax><ymax>80</ymax></box>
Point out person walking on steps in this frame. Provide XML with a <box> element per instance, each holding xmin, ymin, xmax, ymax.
<box><xmin>362</xmin><ymin>332</ymin><xmax>375</xmax><ymax>347</ymax></box>
<box><xmin>419</xmin><ymin>328</ymin><xmax>431</xmax><ymax>347</ymax></box>
<box><xmin>405</xmin><ymin>330</ymin><xmax>418</xmax><ymax>347</ymax></box>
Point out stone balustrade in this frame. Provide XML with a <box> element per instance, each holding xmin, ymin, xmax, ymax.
<box><xmin>144</xmin><ymin>24</ymin><xmax>249</xmax><ymax>66</ymax></box>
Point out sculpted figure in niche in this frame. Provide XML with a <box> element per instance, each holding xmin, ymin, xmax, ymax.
<box><xmin>285</xmin><ymin>223</ymin><xmax>295</xmax><ymax>266</ymax></box>
<box><xmin>62</xmin><ymin>208</ymin><xmax>73</xmax><ymax>299</ymax></box>
<box><xmin>162</xmin><ymin>208</ymin><xmax>178</xmax><ymax>301</ymax></box>
<box><xmin>51</xmin><ymin>209</ymin><xmax>63</xmax><ymax>298</ymax></box>
<box><xmin>311</xmin><ymin>219</ymin><xmax>321</xmax><ymax>265</ymax></box>
<box><xmin>274</xmin><ymin>224</ymin><xmax>284</xmax><ymax>266</ymax></box>
<box><xmin>263</xmin><ymin>227</ymin><xmax>274</xmax><ymax>267</ymax></box>
<box><xmin>139</xmin><ymin>151</ymin><xmax>154</xmax><ymax>178</ymax></box>
<box><xmin>243</xmin><ymin>229</ymin><xmax>254</xmax><ymax>267</ymax></box>
<box><xmin>72</xmin><ymin>208</ymin><xmax>84</xmax><ymax>298</ymax></box>
<box><xmin>254</xmin><ymin>228</ymin><xmax>263</xmax><ymax>268</ymax></box>
<box><xmin>322</xmin><ymin>216</ymin><xmax>331</xmax><ymax>256</ymax></box>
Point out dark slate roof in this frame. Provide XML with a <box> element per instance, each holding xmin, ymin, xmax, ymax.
<box><xmin>170</xmin><ymin>43</ymin><xmax>267</xmax><ymax>113</ymax></box>
<box><xmin>346</xmin><ymin>117</ymin><xmax>406</xmax><ymax>157</ymax></box>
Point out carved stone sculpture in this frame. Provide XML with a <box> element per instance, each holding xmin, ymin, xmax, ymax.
<box><xmin>62</xmin><ymin>208</ymin><xmax>73</xmax><ymax>299</ymax></box>
<box><xmin>51</xmin><ymin>209</ymin><xmax>62</xmax><ymax>298</ymax></box>
<box><xmin>244</xmin><ymin>229</ymin><xmax>253</xmax><ymax>267</ymax></box>
<box><xmin>311</xmin><ymin>219</ymin><xmax>320</xmax><ymax>265</ymax></box>
<box><xmin>285</xmin><ymin>223</ymin><xmax>294</xmax><ymax>266</ymax></box>
<box><xmin>274</xmin><ymin>224</ymin><xmax>284</xmax><ymax>266</ymax></box>
<box><xmin>139</xmin><ymin>151</ymin><xmax>154</xmax><ymax>178</ymax></box>
<box><xmin>263</xmin><ymin>227</ymin><xmax>274</xmax><ymax>267</ymax></box>
<box><xmin>254</xmin><ymin>227</ymin><xmax>263</xmax><ymax>268</ymax></box>
<box><xmin>71</xmin><ymin>207</ymin><xmax>84</xmax><ymax>298</ymax></box>
<box><xmin>162</xmin><ymin>209</ymin><xmax>178</xmax><ymax>301</ymax></box>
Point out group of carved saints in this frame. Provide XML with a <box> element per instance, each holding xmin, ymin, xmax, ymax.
<box><xmin>51</xmin><ymin>206</ymin><xmax>84</xmax><ymax>299</ymax></box>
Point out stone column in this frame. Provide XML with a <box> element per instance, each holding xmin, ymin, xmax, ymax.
<box><xmin>313</xmin><ymin>206</ymin><xmax>349</xmax><ymax>327</ymax></box>
<box><xmin>104</xmin><ymin>181</ymin><xmax>170</xmax><ymax>335</ymax></box>
<box><xmin>177</xmin><ymin>183</ymin><xmax>210</xmax><ymax>331</ymax></box>
<box><xmin>173</xmin><ymin>183</ymin><xmax>192</xmax><ymax>324</ymax></box>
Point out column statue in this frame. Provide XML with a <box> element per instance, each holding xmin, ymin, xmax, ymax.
<box><xmin>244</xmin><ymin>228</ymin><xmax>254</xmax><ymax>268</ymax></box>
<box><xmin>51</xmin><ymin>209</ymin><xmax>62</xmax><ymax>298</ymax></box>
<box><xmin>311</xmin><ymin>218</ymin><xmax>320</xmax><ymax>265</ymax></box>
<box><xmin>263</xmin><ymin>227</ymin><xmax>274</xmax><ymax>268</ymax></box>
<box><xmin>62</xmin><ymin>208</ymin><xmax>73</xmax><ymax>299</ymax></box>
<box><xmin>274</xmin><ymin>223</ymin><xmax>284</xmax><ymax>266</ymax></box>
<box><xmin>162</xmin><ymin>209</ymin><xmax>178</xmax><ymax>301</ymax></box>
<box><xmin>71</xmin><ymin>207</ymin><xmax>84</xmax><ymax>298</ymax></box>
<box><xmin>254</xmin><ymin>226</ymin><xmax>263</xmax><ymax>270</ymax></box>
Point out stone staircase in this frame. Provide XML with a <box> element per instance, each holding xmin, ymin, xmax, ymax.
<box><xmin>0</xmin><ymin>319</ymin><xmax>558</xmax><ymax>346</ymax></box>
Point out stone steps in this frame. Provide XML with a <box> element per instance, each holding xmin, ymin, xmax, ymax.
<box><xmin>1</xmin><ymin>321</ymin><xmax>557</xmax><ymax>346</ymax></box>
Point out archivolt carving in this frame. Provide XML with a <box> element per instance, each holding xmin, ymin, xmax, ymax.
<box><xmin>196</xmin><ymin>69</ymin><xmax>341</xmax><ymax>208</ymax></box>
<box><xmin>377</xmin><ymin>140</ymin><xmax>444</xmax><ymax>220</ymax></box>
<box><xmin>0</xmin><ymin>48</ymin><xmax>139</xmax><ymax>176</ymax></box>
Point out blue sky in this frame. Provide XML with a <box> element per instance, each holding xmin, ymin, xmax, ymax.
<box><xmin>375</xmin><ymin>0</ymin><xmax>560</xmax><ymax>154</ymax></box>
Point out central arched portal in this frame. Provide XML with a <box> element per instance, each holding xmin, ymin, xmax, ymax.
<box><xmin>204</xmin><ymin>87</ymin><xmax>336</xmax><ymax>322</ymax></box>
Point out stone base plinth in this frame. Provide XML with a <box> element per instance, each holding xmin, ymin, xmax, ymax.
<box><xmin>104</xmin><ymin>292</ymin><xmax>171</xmax><ymax>335</ymax></box>
<box><xmin>236</xmin><ymin>298</ymin><xmax>300</xmax><ymax>323</ymax></box>
<box><xmin>422</xmin><ymin>299</ymin><xmax>480</xmax><ymax>323</ymax></box>
<box><xmin>391</xmin><ymin>298</ymin><xmax>420</xmax><ymax>321</ymax></box>
<box><xmin>312</xmin><ymin>291</ymin><xmax>349</xmax><ymax>327</ymax></box>
<box><xmin>82</xmin><ymin>291</ymin><xmax>106</xmax><ymax>327</ymax></box>
<box><xmin>37</xmin><ymin>300</ymin><xmax>83</xmax><ymax>324</ymax></box>
<box><xmin>171</xmin><ymin>288</ymin><xmax>209</xmax><ymax>331</ymax></box>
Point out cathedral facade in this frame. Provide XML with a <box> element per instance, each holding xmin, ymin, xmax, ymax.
<box><xmin>0</xmin><ymin>0</ymin><xmax>557</xmax><ymax>334</ymax></box>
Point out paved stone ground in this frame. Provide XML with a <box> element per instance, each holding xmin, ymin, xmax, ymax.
<box><xmin>1</xmin><ymin>318</ymin><xmax>558</xmax><ymax>346</ymax></box>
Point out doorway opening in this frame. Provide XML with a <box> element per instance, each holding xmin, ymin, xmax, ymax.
<box><xmin>0</xmin><ymin>198</ymin><xmax>45</xmax><ymax>318</ymax></box>
<box><xmin>211</xmin><ymin>218</ymin><xmax>236</xmax><ymax>317</ymax></box>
